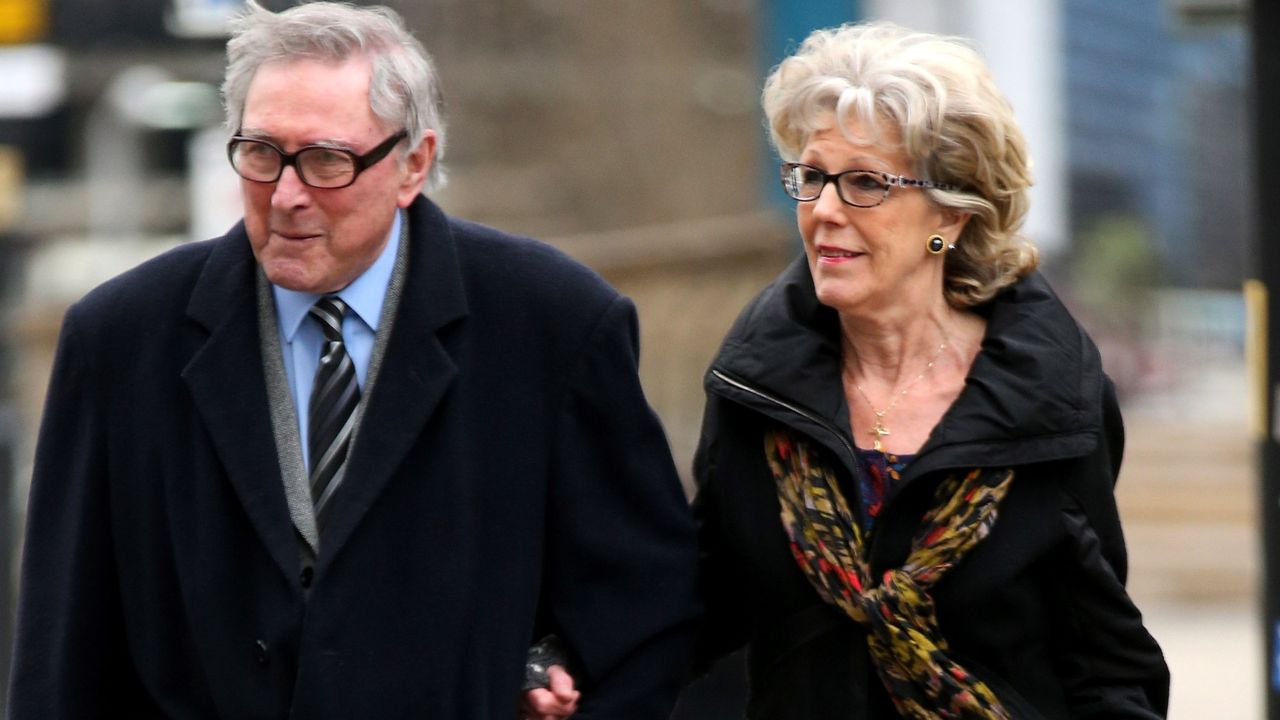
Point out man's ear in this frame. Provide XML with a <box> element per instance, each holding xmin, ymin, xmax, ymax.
<box><xmin>397</xmin><ymin>130</ymin><xmax>436</xmax><ymax>206</ymax></box>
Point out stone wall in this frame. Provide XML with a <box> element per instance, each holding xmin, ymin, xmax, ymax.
<box><xmin>392</xmin><ymin>0</ymin><xmax>765</xmax><ymax>237</ymax></box>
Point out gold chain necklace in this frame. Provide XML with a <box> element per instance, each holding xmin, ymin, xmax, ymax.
<box><xmin>849</xmin><ymin>332</ymin><xmax>949</xmax><ymax>453</ymax></box>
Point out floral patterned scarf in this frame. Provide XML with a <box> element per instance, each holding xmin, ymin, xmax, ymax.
<box><xmin>766</xmin><ymin>429</ymin><xmax>1014</xmax><ymax>719</ymax></box>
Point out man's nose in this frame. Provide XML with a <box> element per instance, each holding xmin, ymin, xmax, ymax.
<box><xmin>271</xmin><ymin>165</ymin><xmax>312</xmax><ymax>208</ymax></box>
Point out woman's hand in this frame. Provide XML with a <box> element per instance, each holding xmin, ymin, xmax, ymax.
<box><xmin>519</xmin><ymin>665</ymin><xmax>579</xmax><ymax>720</ymax></box>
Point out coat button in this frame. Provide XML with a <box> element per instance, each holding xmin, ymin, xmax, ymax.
<box><xmin>300</xmin><ymin>565</ymin><xmax>314</xmax><ymax>589</ymax></box>
<box><xmin>254</xmin><ymin>639</ymin><xmax>270</xmax><ymax>666</ymax></box>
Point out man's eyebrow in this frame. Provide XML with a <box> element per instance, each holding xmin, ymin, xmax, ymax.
<box><xmin>234</xmin><ymin>128</ymin><xmax>354</xmax><ymax>149</ymax></box>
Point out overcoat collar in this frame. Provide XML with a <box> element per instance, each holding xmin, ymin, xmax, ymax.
<box><xmin>708</xmin><ymin>256</ymin><xmax>1105</xmax><ymax>473</ymax></box>
<box><xmin>182</xmin><ymin>195</ymin><xmax>469</xmax><ymax>579</ymax></box>
<box><xmin>182</xmin><ymin>224</ymin><xmax>297</xmax><ymax>580</ymax></box>
<box><xmin>318</xmin><ymin>196</ymin><xmax>467</xmax><ymax>566</ymax></box>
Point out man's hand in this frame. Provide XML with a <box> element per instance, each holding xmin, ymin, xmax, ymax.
<box><xmin>519</xmin><ymin>665</ymin><xmax>579</xmax><ymax>720</ymax></box>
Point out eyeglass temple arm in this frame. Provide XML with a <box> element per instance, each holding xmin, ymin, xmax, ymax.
<box><xmin>896</xmin><ymin>176</ymin><xmax>956</xmax><ymax>191</ymax></box>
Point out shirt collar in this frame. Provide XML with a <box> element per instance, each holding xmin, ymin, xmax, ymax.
<box><xmin>273</xmin><ymin>210</ymin><xmax>402</xmax><ymax>341</ymax></box>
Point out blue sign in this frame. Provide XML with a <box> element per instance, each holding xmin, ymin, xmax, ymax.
<box><xmin>1272</xmin><ymin>622</ymin><xmax>1280</xmax><ymax>690</ymax></box>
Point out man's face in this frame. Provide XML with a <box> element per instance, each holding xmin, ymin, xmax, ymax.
<box><xmin>238</xmin><ymin>56</ymin><xmax>435</xmax><ymax>293</ymax></box>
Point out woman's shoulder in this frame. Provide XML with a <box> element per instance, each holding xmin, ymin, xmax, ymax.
<box><xmin>924</xmin><ymin>272</ymin><xmax>1109</xmax><ymax>464</ymax></box>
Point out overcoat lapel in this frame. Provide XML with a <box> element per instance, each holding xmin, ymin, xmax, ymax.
<box><xmin>317</xmin><ymin>197</ymin><xmax>469</xmax><ymax>566</ymax></box>
<box><xmin>181</xmin><ymin>227</ymin><xmax>299</xmax><ymax>582</ymax></box>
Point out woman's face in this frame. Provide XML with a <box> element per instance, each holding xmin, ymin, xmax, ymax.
<box><xmin>796</xmin><ymin>117</ymin><xmax>964</xmax><ymax>319</ymax></box>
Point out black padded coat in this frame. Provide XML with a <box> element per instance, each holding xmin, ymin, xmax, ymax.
<box><xmin>693</xmin><ymin>257</ymin><xmax>1170</xmax><ymax>719</ymax></box>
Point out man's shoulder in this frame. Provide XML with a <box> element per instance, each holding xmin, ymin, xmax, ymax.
<box><xmin>73</xmin><ymin>233</ymin><xmax>239</xmax><ymax>322</ymax></box>
<box><xmin>449</xmin><ymin>217</ymin><xmax>606</xmax><ymax>279</ymax></box>
<box><xmin>441</xmin><ymin>214</ymin><xmax>619</xmax><ymax>307</ymax></box>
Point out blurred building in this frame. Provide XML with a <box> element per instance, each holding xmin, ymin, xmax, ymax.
<box><xmin>1064</xmin><ymin>0</ymin><xmax>1182</xmax><ymax>272</ymax></box>
<box><xmin>1065</xmin><ymin>0</ymin><xmax>1249</xmax><ymax>290</ymax></box>
<box><xmin>1178</xmin><ymin>22</ymin><xmax>1250</xmax><ymax>289</ymax></box>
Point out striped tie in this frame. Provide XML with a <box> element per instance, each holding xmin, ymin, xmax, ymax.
<box><xmin>308</xmin><ymin>296</ymin><xmax>359</xmax><ymax>535</ymax></box>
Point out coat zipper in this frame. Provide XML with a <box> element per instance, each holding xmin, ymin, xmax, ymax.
<box><xmin>709</xmin><ymin>367</ymin><xmax>920</xmax><ymax>561</ymax></box>
<box><xmin>710</xmin><ymin>367</ymin><xmax>860</xmax><ymax>480</ymax></box>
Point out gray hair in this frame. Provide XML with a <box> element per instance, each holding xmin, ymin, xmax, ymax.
<box><xmin>222</xmin><ymin>0</ymin><xmax>447</xmax><ymax>190</ymax></box>
<box><xmin>763</xmin><ymin>21</ymin><xmax>1037</xmax><ymax>307</ymax></box>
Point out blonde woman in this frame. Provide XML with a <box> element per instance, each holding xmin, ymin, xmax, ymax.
<box><xmin>688</xmin><ymin>21</ymin><xmax>1169</xmax><ymax>719</ymax></box>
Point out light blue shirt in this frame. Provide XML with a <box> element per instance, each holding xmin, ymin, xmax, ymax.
<box><xmin>273</xmin><ymin>210</ymin><xmax>401</xmax><ymax>471</ymax></box>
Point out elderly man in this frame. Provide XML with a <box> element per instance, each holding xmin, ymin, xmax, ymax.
<box><xmin>6</xmin><ymin>2</ymin><xmax>699</xmax><ymax>718</ymax></box>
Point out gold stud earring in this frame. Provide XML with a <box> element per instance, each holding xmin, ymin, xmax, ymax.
<box><xmin>927</xmin><ymin>234</ymin><xmax>946</xmax><ymax>254</ymax></box>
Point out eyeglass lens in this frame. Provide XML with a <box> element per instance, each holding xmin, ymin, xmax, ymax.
<box><xmin>229</xmin><ymin>141</ymin><xmax>360</xmax><ymax>189</ymax></box>
<box><xmin>782</xmin><ymin>164</ymin><xmax>887</xmax><ymax>207</ymax></box>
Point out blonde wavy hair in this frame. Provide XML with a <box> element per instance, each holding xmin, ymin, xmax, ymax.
<box><xmin>763</xmin><ymin>21</ymin><xmax>1038</xmax><ymax>307</ymax></box>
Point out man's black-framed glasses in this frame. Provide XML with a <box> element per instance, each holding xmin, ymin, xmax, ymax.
<box><xmin>779</xmin><ymin>162</ymin><xmax>958</xmax><ymax>208</ymax></box>
<box><xmin>227</xmin><ymin>130</ymin><xmax>409</xmax><ymax>189</ymax></box>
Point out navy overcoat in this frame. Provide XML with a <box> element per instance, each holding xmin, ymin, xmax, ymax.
<box><xmin>8</xmin><ymin>196</ymin><xmax>700</xmax><ymax>719</ymax></box>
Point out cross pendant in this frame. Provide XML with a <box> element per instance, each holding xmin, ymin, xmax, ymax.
<box><xmin>870</xmin><ymin>421</ymin><xmax>890</xmax><ymax>452</ymax></box>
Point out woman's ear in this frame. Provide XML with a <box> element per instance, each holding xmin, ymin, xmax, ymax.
<box><xmin>938</xmin><ymin>208</ymin><xmax>972</xmax><ymax>241</ymax></box>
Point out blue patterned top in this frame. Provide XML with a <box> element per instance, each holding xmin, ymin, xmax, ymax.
<box><xmin>856</xmin><ymin>448</ymin><xmax>914</xmax><ymax>528</ymax></box>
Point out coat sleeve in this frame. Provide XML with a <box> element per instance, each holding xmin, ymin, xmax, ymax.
<box><xmin>7</xmin><ymin>307</ymin><xmax>153</xmax><ymax>718</ymax></box>
<box><xmin>542</xmin><ymin>295</ymin><xmax>702</xmax><ymax>719</ymax></box>
<box><xmin>689</xmin><ymin>397</ymin><xmax>751</xmax><ymax>672</ymax></box>
<box><xmin>1054</xmin><ymin>378</ymin><xmax>1170</xmax><ymax>718</ymax></box>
